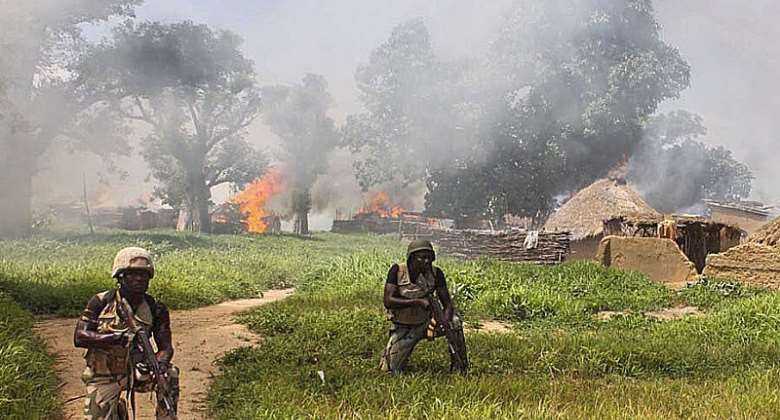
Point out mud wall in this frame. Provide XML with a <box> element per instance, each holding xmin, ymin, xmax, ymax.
<box><xmin>596</xmin><ymin>236</ymin><xmax>698</xmax><ymax>285</ymax></box>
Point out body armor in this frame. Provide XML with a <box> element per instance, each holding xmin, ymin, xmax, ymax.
<box><xmin>387</xmin><ymin>263</ymin><xmax>437</xmax><ymax>325</ymax></box>
<box><xmin>84</xmin><ymin>290</ymin><xmax>154</xmax><ymax>376</ymax></box>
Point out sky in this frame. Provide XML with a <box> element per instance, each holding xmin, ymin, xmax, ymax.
<box><xmin>36</xmin><ymin>0</ymin><xmax>780</xmax><ymax>222</ymax></box>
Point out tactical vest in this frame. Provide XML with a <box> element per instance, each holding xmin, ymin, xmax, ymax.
<box><xmin>387</xmin><ymin>263</ymin><xmax>437</xmax><ymax>325</ymax></box>
<box><xmin>84</xmin><ymin>290</ymin><xmax>154</xmax><ymax>376</ymax></box>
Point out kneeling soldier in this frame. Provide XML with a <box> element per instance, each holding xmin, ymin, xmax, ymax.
<box><xmin>74</xmin><ymin>247</ymin><xmax>179</xmax><ymax>419</ymax></box>
<box><xmin>380</xmin><ymin>240</ymin><xmax>468</xmax><ymax>375</ymax></box>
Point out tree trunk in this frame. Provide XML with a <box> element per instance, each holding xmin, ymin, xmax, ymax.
<box><xmin>196</xmin><ymin>197</ymin><xmax>211</xmax><ymax>234</ymax></box>
<box><xmin>176</xmin><ymin>208</ymin><xmax>193</xmax><ymax>231</ymax></box>
<box><xmin>294</xmin><ymin>211</ymin><xmax>309</xmax><ymax>236</ymax></box>
<box><xmin>0</xmin><ymin>135</ymin><xmax>34</xmax><ymax>238</ymax></box>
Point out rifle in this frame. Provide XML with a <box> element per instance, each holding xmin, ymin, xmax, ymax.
<box><xmin>426</xmin><ymin>294</ymin><xmax>469</xmax><ymax>374</ymax></box>
<box><xmin>117</xmin><ymin>296</ymin><xmax>177</xmax><ymax>418</ymax></box>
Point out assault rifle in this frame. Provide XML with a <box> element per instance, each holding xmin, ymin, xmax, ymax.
<box><xmin>117</xmin><ymin>297</ymin><xmax>177</xmax><ymax>419</ymax></box>
<box><xmin>426</xmin><ymin>294</ymin><xmax>469</xmax><ymax>374</ymax></box>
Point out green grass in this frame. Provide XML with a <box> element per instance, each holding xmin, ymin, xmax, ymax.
<box><xmin>0</xmin><ymin>229</ymin><xmax>400</xmax><ymax>420</ymax></box>
<box><xmin>0</xmin><ymin>229</ymin><xmax>400</xmax><ymax>316</ymax></box>
<box><xmin>5</xmin><ymin>229</ymin><xmax>780</xmax><ymax>418</ymax></box>
<box><xmin>210</xmin><ymin>251</ymin><xmax>780</xmax><ymax>419</ymax></box>
<box><xmin>0</xmin><ymin>293</ymin><xmax>60</xmax><ymax>419</ymax></box>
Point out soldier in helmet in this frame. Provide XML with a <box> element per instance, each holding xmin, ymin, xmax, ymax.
<box><xmin>74</xmin><ymin>247</ymin><xmax>179</xmax><ymax>419</ymax></box>
<box><xmin>379</xmin><ymin>239</ymin><xmax>468</xmax><ymax>375</ymax></box>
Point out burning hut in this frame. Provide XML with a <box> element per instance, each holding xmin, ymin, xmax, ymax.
<box><xmin>704</xmin><ymin>216</ymin><xmax>780</xmax><ymax>288</ymax></box>
<box><xmin>330</xmin><ymin>191</ymin><xmax>445</xmax><ymax>235</ymax></box>
<box><xmin>543</xmin><ymin>178</ymin><xmax>662</xmax><ymax>260</ymax></box>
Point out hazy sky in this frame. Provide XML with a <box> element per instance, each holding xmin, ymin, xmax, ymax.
<box><xmin>655</xmin><ymin>0</ymin><xmax>779</xmax><ymax>203</ymax></box>
<box><xmin>51</xmin><ymin>0</ymin><xmax>777</xmax><ymax>214</ymax></box>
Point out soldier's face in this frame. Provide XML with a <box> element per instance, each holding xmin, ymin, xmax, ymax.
<box><xmin>411</xmin><ymin>250</ymin><xmax>434</xmax><ymax>272</ymax></box>
<box><xmin>121</xmin><ymin>268</ymin><xmax>150</xmax><ymax>296</ymax></box>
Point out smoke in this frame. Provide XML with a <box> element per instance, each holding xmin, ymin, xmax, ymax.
<box><xmin>655</xmin><ymin>0</ymin><xmax>780</xmax><ymax>204</ymax></box>
<box><xmin>9</xmin><ymin>0</ymin><xmax>780</xmax><ymax>234</ymax></box>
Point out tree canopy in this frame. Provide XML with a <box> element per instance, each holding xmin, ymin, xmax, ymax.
<box><xmin>628</xmin><ymin>110</ymin><xmax>753</xmax><ymax>212</ymax></box>
<box><xmin>0</xmin><ymin>0</ymin><xmax>139</xmax><ymax>237</ymax></box>
<box><xmin>423</xmin><ymin>0</ymin><xmax>692</xmax><ymax>223</ymax></box>
<box><xmin>262</xmin><ymin>74</ymin><xmax>339</xmax><ymax>234</ymax></box>
<box><xmin>79</xmin><ymin>20</ymin><xmax>266</xmax><ymax>232</ymax></box>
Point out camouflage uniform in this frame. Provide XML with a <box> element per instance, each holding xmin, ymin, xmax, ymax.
<box><xmin>379</xmin><ymin>257</ymin><xmax>466</xmax><ymax>374</ymax></box>
<box><xmin>77</xmin><ymin>247</ymin><xmax>179</xmax><ymax>420</ymax></box>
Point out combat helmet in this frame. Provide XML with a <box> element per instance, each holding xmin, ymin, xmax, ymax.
<box><xmin>406</xmin><ymin>239</ymin><xmax>435</xmax><ymax>260</ymax></box>
<box><xmin>111</xmin><ymin>247</ymin><xmax>155</xmax><ymax>279</ymax></box>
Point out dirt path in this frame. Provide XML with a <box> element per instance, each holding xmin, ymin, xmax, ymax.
<box><xmin>34</xmin><ymin>288</ymin><xmax>294</xmax><ymax>420</ymax></box>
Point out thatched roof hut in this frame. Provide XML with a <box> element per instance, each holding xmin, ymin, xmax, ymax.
<box><xmin>543</xmin><ymin>179</ymin><xmax>661</xmax><ymax>241</ymax></box>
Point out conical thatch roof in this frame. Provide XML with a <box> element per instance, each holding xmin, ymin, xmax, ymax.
<box><xmin>543</xmin><ymin>179</ymin><xmax>662</xmax><ymax>241</ymax></box>
<box><xmin>749</xmin><ymin>216</ymin><xmax>780</xmax><ymax>246</ymax></box>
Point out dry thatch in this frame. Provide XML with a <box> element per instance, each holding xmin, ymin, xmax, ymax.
<box><xmin>543</xmin><ymin>179</ymin><xmax>661</xmax><ymax>241</ymax></box>
<box><xmin>748</xmin><ymin>216</ymin><xmax>780</xmax><ymax>246</ymax></box>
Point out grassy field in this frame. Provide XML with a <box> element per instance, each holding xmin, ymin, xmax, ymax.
<box><xmin>0</xmin><ymin>229</ymin><xmax>398</xmax><ymax>419</ymax></box>
<box><xmin>0</xmin><ymin>229</ymin><xmax>399</xmax><ymax>316</ymax></box>
<box><xmin>209</xmin><ymin>253</ymin><xmax>780</xmax><ymax>419</ymax></box>
<box><xmin>3</xmin><ymin>229</ymin><xmax>780</xmax><ymax>419</ymax></box>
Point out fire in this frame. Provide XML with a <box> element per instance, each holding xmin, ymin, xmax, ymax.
<box><xmin>232</xmin><ymin>168</ymin><xmax>285</xmax><ymax>233</ymax></box>
<box><xmin>357</xmin><ymin>191</ymin><xmax>405</xmax><ymax>218</ymax></box>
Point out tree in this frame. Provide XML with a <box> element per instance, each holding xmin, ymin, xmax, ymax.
<box><xmin>261</xmin><ymin>74</ymin><xmax>339</xmax><ymax>235</ymax></box>
<box><xmin>342</xmin><ymin>19</ymin><xmax>477</xmax><ymax>190</ymax></box>
<box><xmin>628</xmin><ymin>110</ymin><xmax>753</xmax><ymax>212</ymax></box>
<box><xmin>79</xmin><ymin>21</ymin><xmax>267</xmax><ymax>233</ymax></box>
<box><xmin>0</xmin><ymin>0</ymin><xmax>139</xmax><ymax>238</ymax></box>
<box><xmin>427</xmin><ymin>0</ymin><xmax>690</xmax><ymax>222</ymax></box>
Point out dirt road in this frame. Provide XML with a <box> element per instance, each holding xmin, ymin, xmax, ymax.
<box><xmin>34</xmin><ymin>288</ymin><xmax>294</xmax><ymax>419</ymax></box>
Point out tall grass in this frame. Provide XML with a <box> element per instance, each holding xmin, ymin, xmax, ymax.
<box><xmin>0</xmin><ymin>230</ymin><xmax>400</xmax><ymax>315</ymax></box>
<box><xmin>210</xmin><ymin>251</ymin><xmax>780</xmax><ymax>419</ymax></box>
<box><xmin>0</xmin><ymin>293</ymin><xmax>60</xmax><ymax>419</ymax></box>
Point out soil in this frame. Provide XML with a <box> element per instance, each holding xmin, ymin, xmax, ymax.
<box><xmin>34</xmin><ymin>288</ymin><xmax>294</xmax><ymax>420</ymax></box>
<box><xmin>467</xmin><ymin>320</ymin><xmax>513</xmax><ymax>334</ymax></box>
<box><xmin>644</xmin><ymin>305</ymin><xmax>702</xmax><ymax>321</ymax></box>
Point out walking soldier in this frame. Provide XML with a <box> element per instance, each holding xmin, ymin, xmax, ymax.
<box><xmin>74</xmin><ymin>247</ymin><xmax>179</xmax><ymax>419</ymax></box>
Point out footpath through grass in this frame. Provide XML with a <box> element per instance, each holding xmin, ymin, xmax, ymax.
<box><xmin>209</xmin><ymin>253</ymin><xmax>780</xmax><ymax>419</ymax></box>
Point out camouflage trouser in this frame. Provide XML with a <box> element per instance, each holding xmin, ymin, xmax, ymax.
<box><xmin>82</xmin><ymin>366</ymin><xmax>179</xmax><ymax>420</ymax></box>
<box><xmin>379</xmin><ymin>314</ymin><xmax>463</xmax><ymax>375</ymax></box>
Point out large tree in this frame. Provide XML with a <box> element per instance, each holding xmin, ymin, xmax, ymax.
<box><xmin>0</xmin><ymin>0</ymin><xmax>139</xmax><ymax>238</ymax></box>
<box><xmin>342</xmin><ymin>19</ymin><xmax>478</xmax><ymax>190</ymax></box>
<box><xmin>628</xmin><ymin>110</ymin><xmax>753</xmax><ymax>212</ymax></box>
<box><xmin>79</xmin><ymin>21</ymin><xmax>267</xmax><ymax>233</ymax></box>
<box><xmin>261</xmin><ymin>74</ymin><xmax>339</xmax><ymax>235</ymax></box>
<box><xmin>427</xmin><ymin>0</ymin><xmax>690</xmax><ymax>223</ymax></box>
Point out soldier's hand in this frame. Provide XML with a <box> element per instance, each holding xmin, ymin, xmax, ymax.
<box><xmin>416</xmin><ymin>299</ymin><xmax>430</xmax><ymax>309</ymax></box>
<box><xmin>156</xmin><ymin>355</ymin><xmax>171</xmax><ymax>373</ymax></box>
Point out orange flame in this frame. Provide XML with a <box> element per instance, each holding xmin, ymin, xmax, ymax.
<box><xmin>232</xmin><ymin>168</ymin><xmax>285</xmax><ymax>233</ymax></box>
<box><xmin>357</xmin><ymin>191</ymin><xmax>405</xmax><ymax>218</ymax></box>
